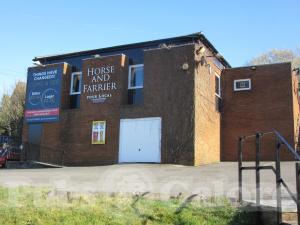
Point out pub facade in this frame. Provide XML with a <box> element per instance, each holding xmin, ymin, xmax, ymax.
<box><xmin>22</xmin><ymin>33</ymin><xmax>299</xmax><ymax>166</ymax></box>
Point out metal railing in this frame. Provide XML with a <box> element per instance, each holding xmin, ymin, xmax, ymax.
<box><xmin>0</xmin><ymin>135</ymin><xmax>11</xmax><ymax>145</ymax></box>
<box><xmin>238</xmin><ymin>130</ymin><xmax>300</xmax><ymax>225</ymax></box>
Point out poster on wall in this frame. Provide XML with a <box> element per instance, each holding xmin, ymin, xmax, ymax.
<box><xmin>92</xmin><ymin>121</ymin><xmax>106</xmax><ymax>144</ymax></box>
<box><xmin>25</xmin><ymin>65</ymin><xmax>63</xmax><ymax>123</ymax></box>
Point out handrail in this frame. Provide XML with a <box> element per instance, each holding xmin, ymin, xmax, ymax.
<box><xmin>238</xmin><ymin>130</ymin><xmax>300</xmax><ymax>225</ymax></box>
<box><xmin>241</xmin><ymin>131</ymin><xmax>274</xmax><ymax>140</ymax></box>
<box><xmin>274</xmin><ymin>130</ymin><xmax>300</xmax><ymax>160</ymax></box>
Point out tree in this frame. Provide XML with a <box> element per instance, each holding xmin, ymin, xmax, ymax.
<box><xmin>0</xmin><ymin>94</ymin><xmax>12</xmax><ymax>135</ymax></box>
<box><xmin>247</xmin><ymin>48</ymin><xmax>300</xmax><ymax>69</ymax></box>
<box><xmin>0</xmin><ymin>82</ymin><xmax>26</xmax><ymax>139</ymax></box>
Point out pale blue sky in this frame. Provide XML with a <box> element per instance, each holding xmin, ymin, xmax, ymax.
<box><xmin>0</xmin><ymin>0</ymin><xmax>299</xmax><ymax>98</ymax></box>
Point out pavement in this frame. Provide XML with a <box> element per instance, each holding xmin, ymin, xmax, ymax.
<box><xmin>0</xmin><ymin>162</ymin><xmax>298</xmax><ymax>211</ymax></box>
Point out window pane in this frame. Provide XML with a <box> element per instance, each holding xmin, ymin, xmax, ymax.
<box><xmin>236</xmin><ymin>80</ymin><xmax>249</xmax><ymax>89</ymax></box>
<box><xmin>215</xmin><ymin>95</ymin><xmax>221</xmax><ymax>112</ymax></box>
<box><xmin>71</xmin><ymin>74</ymin><xmax>81</xmax><ymax>93</ymax></box>
<box><xmin>130</xmin><ymin>66</ymin><xmax>143</xmax><ymax>88</ymax></box>
<box><xmin>215</xmin><ymin>76</ymin><xmax>220</xmax><ymax>96</ymax></box>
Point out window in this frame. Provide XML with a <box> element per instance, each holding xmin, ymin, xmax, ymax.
<box><xmin>70</xmin><ymin>72</ymin><xmax>82</xmax><ymax>109</ymax></box>
<box><xmin>215</xmin><ymin>73</ymin><xmax>221</xmax><ymax>112</ymax></box>
<box><xmin>128</xmin><ymin>65</ymin><xmax>144</xmax><ymax>104</ymax></box>
<box><xmin>215</xmin><ymin>73</ymin><xmax>221</xmax><ymax>97</ymax></box>
<box><xmin>128</xmin><ymin>64</ymin><xmax>144</xmax><ymax>89</ymax></box>
<box><xmin>234</xmin><ymin>79</ymin><xmax>251</xmax><ymax>91</ymax></box>
<box><xmin>70</xmin><ymin>72</ymin><xmax>82</xmax><ymax>95</ymax></box>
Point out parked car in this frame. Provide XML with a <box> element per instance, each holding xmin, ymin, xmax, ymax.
<box><xmin>0</xmin><ymin>149</ymin><xmax>8</xmax><ymax>168</ymax></box>
<box><xmin>0</xmin><ymin>145</ymin><xmax>21</xmax><ymax>168</ymax></box>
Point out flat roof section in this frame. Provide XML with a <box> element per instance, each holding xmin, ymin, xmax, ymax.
<box><xmin>33</xmin><ymin>32</ymin><xmax>231</xmax><ymax>68</ymax></box>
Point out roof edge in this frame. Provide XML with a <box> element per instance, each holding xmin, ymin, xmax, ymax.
<box><xmin>33</xmin><ymin>32</ymin><xmax>231</xmax><ymax>68</ymax></box>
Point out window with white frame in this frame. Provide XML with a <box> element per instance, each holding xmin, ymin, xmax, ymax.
<box><xmin>215</xmin><ymin>73</ymin><xmax>221</xmax><ymax>97</ymax></box>
<box><xmin>70</xmin><ymin>72</ymin><xmax>82</xmax><ymax>109</ymax></box>
<box><xmin>70</xmin><ymin>72</ymin><xmax>82</xmax><ymax>95</ymax></box>
<box><xmin>215</xmin><ymin>73</ymin><xmax>221</xmax><ymax>112</ymax></box>
<box><xmin>128</xmin><ymin>64</ymin><xmax>144</xmax><ymax>104</ymax></box>
<box><xmin>234</xmin><ymin>79</ymin><xmax>251</xmax><ymax>91</ymax></box>
<box><xmin>128</xmin><ymin>64</ymin><xmax>144</xmax><ymax>89</ymax></box>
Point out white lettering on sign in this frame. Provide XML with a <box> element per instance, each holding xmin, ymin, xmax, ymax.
<box><xmin>83</xmin><ymin>65</ymin><xmax>117</xmax><ymax>103</ymax></box>
<box><xmin>32</xmin><ymin>69</ymin><xmax>58</xmax><ymax>81</ymax></box>
<box><xmin>87</xmin><ymin>66</ymin><xmax>115</xmax><ymax>76</ymax></box>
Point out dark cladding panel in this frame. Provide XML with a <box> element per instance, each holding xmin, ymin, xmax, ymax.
<box><xmin>27</xmin><ymin>124</ymin><xmax>43</xmax><ymax>161</ymax></box>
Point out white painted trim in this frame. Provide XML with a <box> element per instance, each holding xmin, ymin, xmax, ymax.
<box><xmin>128</xmin><ymin>64</ymin><xmax>144</xmax><ymax>90</ymax></box>
<box><xmin>215</xmin><ymin>73</ymin><xmax>221</xmax><ymax>98</ymax></box>
<box><xmin>234</xmin><ymin>78</ymin><xmax>251</xmax><ymax>91</ymax></box>
<box><xmin>70</xmin><ymin>72</ymin><xmax>82</xmax><ymax>95</ymax></box>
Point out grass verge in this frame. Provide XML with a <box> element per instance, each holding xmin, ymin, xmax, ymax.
<box><xmin>0</xmin><ymin>186</ymin><xmax>255</xmax><ymax>225</ymax></box>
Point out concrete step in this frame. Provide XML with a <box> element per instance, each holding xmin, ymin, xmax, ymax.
<box><xmin>282</xmin><ymin>212</ymin><xmax>298</xmax><ymax>225</ymax></box>
<box><xmin>242</xmin><ymin>200</ymin><xmax>299</xmax><ymax>225</ymax></box>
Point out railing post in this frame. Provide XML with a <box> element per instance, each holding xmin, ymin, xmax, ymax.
<box><xmin>238</xmin><ymin>137</ymin><xmax>244</xmax><ymax>203</ymax></box>
<box><xmin>61</xmin><ymin>148</ymin><xmax>65</xmax><ymax>166</ymax></box>
<box><xmin>275</xmin><ymin>136</ymin><xmax>282</xmax><ymax>224</ymax></box>
<box><xmin>255</xmin><ymin>133</ymin><xmax>261</xmax><ymax>207</ymax></box>
<box><xmin>296</xmin><ymin>162</ymin><xmax>300</xmax><ymax>225</ymax></box>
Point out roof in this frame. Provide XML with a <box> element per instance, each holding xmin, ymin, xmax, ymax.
<box><xmin>33</xmin><ymin>32</ymin><xmax>231</xmax><ymax>68</ymax></box>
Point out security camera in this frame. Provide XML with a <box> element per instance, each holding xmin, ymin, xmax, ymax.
<box><xmin>196</xmin><ymin>46</ymin><xmax>206</xmax><ymax>55</ymax></box>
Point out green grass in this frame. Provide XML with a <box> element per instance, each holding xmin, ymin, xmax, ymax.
<box><xmin>0</xmin><ymin>186</ymin><xmax>255</xmax><ymax>225</ymax></box>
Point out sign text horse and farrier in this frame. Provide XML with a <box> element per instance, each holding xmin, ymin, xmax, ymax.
<box><xmin>83</xmin><ymin>66</ymin><xmax>117</xmax><ymax>103</ymax></box>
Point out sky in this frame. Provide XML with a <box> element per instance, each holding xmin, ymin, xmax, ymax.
<box><xmin>0</xmin><ymin>0</ymin><xmax>299</xmax><ymax>98</ymax></box>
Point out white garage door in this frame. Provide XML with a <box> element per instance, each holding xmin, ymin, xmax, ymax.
<box><xmin>119</xmin><ymin>117</ymin><xmax>161</xmax><ymax>163</ymax></box>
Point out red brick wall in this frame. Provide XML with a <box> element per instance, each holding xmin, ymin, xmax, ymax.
<box><xmin>221</xmin><ymin>63</ymin><xmax>297</xmax><ymax>161</ymax></box>
<box><xmin>194</xmin><ymin>45</ymin><xmax>222</xmax><ymax>165</ymax></box>
<box><xmin>120</xmin><ymin>44</ymin><xmax>197</xmax><ymax>165</ymax></box>
<box><xmin>60</xmin><ymin>54</ymin><xmax>129</xmax><ymax>166</ymax></box>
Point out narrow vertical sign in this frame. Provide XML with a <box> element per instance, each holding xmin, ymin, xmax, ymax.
<box><xmin>92</xmin><ymin>121</ymin><xmax>106</xmax><ymax>144</ymax></box>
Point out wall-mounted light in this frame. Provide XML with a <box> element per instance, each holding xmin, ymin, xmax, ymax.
<box><xmin>182</xmin><ymin>63</ymin><xmax>189</xmax><ymax>71</ymax></box>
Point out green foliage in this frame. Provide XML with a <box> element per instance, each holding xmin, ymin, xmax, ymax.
<box><xmin>0</xmin><ymin>187</ymin><xmax>255</xmax><ymax>225</ymax></box>
<box><xmin>0</xmin><ymin>82</ymin><xmax>26</xmax><ymax>138</ymax></box>
<box><xmin>247</xmin><ymin>48</ymin><xmax>300</xmax><ymax>68</ymax></box>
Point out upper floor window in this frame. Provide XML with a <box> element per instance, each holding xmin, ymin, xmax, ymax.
<box><xmin>128</xmin><ymin>65</ymin><xmax>144</xmax><ymax>105</ymax></box>
<box><xmin>70</xmin><ymin>72</ymin><xmax>82</xmax><ymax>109</ymax></box>
<box><xmin>234</xmin><ymin>79</ymin><xmax>251</xmax><ymax>91</ymax></box>
<box><xmin>70</xmin><ymin>72</ymin><xmax>82</xmax><ymax>95</ymax></box>
<box><xmin>215</xmin><ymin>73</ymin><xmax>221</xmax><ymax>97</ymax></box>
<box><xmin>215</xmin><ymin>73</ymin><xmax>221</xmax><ymax>112</ymax></box>
<box><xmin>128</xmin><ymin>64</ymin><xmax>144</xmax><ymax>89</ymax></box>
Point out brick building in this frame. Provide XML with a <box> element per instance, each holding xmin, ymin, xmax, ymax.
<box><xmin>222</xmin><ymin>63</ymin><xmax>299</xmax><ymax>161</ymax></box>
<box><xmin>22</xmin><ymin>33</ymin><xmax>299</xmax><ymax>166</ymax></box>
